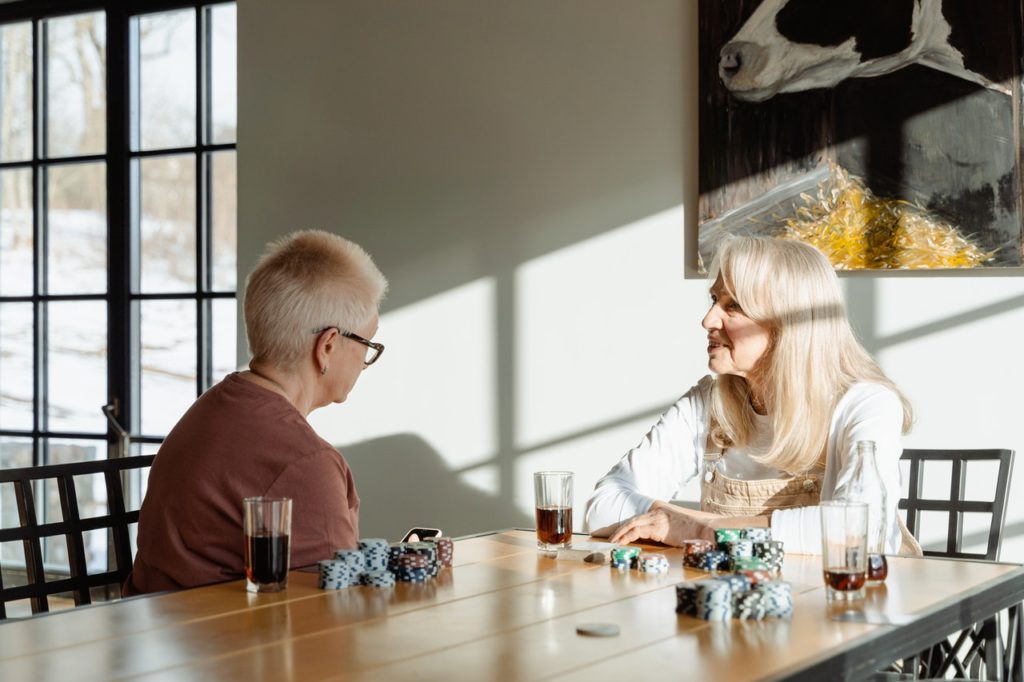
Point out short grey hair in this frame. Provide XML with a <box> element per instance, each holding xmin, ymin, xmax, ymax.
<box><xmin>243</xmin><ymin>230</ymin><xmax>388</xmax><ymax>368</ymax></box>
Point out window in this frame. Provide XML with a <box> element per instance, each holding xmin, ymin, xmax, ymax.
<box><xmin>0</xmin><ymin>1</ymin><xmax>236</xmax><ymax>577</ymax></box>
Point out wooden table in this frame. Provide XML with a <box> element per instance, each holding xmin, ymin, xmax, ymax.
<box><xmin>1</xmin><ymin>530</ymin><xmax>1022</xmax><ymax>681</ymax></box>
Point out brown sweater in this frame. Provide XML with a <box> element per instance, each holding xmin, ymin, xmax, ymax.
<box><xmin>123</xmin><ymin>373</ymin><xmax>359</xmax><ymax>595</ymax></box>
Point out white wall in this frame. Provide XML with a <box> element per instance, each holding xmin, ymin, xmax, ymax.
<box><xmin>238</xmin><ymin>0</ymin><xmax>1024</xmax><ymax>559</ymax></box>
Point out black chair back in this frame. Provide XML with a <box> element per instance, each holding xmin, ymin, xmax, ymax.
<box><xmin>0</xmin><ymin>454</ymin><xmax>154</xmax><ymax>619</ymax></box>
<box><xmin>899</xmin><ymin>448</ymin><xmax>1014</xmax><ymax>562</ymax></box>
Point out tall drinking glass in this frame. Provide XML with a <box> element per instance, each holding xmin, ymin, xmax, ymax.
<box><xmin>243</xmin><ymin>496</ymin><xmax>292</xmax><ymax>593</ymax></box>
<box><xmin>820</xmin><ymin>500</ymin><xmax>868</xmax><ymax>602</ymax></box>
<box><xmin>533</xmin><ymin>471</ymin><xmax>573</xmax><ymax>550</ymax></box>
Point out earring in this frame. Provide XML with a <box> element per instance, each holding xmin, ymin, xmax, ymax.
<box><xmin>321</xmin><ymin>365</ymin><xmax>328</xmax><ymax>376</ymax></box>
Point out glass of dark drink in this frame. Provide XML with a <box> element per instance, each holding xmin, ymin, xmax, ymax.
<box><xmin>820</xmin><ymin>501</ymin><xmax>868</xmax><ymax>602</ymax></box>
<box><xmin>243</xmin><ymin>496</ymin><xmax>292</xmax><ymax>593</ymax></box>
<box><xmin>533</xmin><ymin>471</ymin><xmax>573</xmax><ymax>551</ymax></box>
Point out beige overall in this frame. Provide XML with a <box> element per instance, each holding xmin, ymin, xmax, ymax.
<box><xmin>701</xmin><ymin>448</ymin><xmax>923</xmax><ymax>555</ymax></box>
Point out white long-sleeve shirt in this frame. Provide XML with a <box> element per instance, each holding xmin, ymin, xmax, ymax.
<box><xmin>584</xmin><ymin>376</ymin><xmax>906</xmax><ymax>554</ymax></box>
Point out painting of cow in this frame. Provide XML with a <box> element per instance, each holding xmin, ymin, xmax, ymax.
<box><xmin>698</xmin><ymin>0</ymin><xmax>1024</xmax><ymax>270</ymax></box>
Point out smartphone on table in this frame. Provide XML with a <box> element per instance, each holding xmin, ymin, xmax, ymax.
<box><xmin>402</xmin><ymin>527</ymin><xmax>443</xmax><ymax>542</ymax></box>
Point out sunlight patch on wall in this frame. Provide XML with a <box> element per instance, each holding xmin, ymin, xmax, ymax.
<box><xmin>514</xmin><ymin>205</ymin><xmax>697</xmax><ymax>450</ymax></box>
<box><xmin>459</xmin><ymin>464</ymin><xmax>500</xmax><ymax>498</ymax></box>
<box><xmin>854</xmin><ymin>277</ymin><xmax>1024</xmax><ymax>343</ymax></box>
<box><xmin>308</xmin><ymin>277</ymin><xmax>497</xmax><ymax>470</ymax></box>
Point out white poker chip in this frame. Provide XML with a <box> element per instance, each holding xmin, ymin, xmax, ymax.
<box><xmin>575</xmin><ymin>622</ymin><xmax>620</xmax><ymax>637</ymax></box>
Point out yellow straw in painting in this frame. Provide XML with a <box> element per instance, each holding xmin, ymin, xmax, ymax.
<box><xmin>782</xmin><ymin>165</ymin><xmax>995</xmax><ymax>269</ymax></box>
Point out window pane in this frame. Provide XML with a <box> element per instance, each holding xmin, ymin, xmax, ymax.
<box><xmin>210</xmin><ymin>150</ymin><xmax>235</xmax><ymax>290</ymax></box>
<box><xmin>0</xmin><ymin>435</ymin><xmax>31</xmax><ymax>469</ymax></box>
<box><xmin>211</xmin><ymin>297</ymin><xmax>237</xmax><ymax>385</ymax></box>
<box><xmin>45</xmin><ymin>12</ymin><xmax>106</xmax><ymax>158</ymax></box>
<box><xmin>45</xmin><ymin>438</ymin><xmax>103</xmax><ymax>522</ymax></box>
<box><xmin>208</xmin><ymin>3</ymin><xmax>236</xmax><ymax>144</ymax></box>
<box><xmin>47</xmin><ymin>162</ymin><xmax>107</xmax><ymax>294</ymax></box>
<box><xmin>139</xmin><ymin>155</ymin><xmax>196</xmax><ymax>292</ymax></box>
<box><xmin>0</xmin><ymin>22</ymin><xmax>33</xmax><ymax>161</ymax></box>
<box><xmin>141</xmin><ymin>299</ymin><xmax>196</xmax><ymax>435</ymax></box>
<box><xmin>47</xmin><ymin>439</ymin><xmax>107</xmax><ymax>572</ymax></box>
<box><xmin>1</xmin><ymin>167</ymin><xmax>33</xmax><ymax>296</ymax></box>
<box><xmin>137</xmin><ymin>10</ymin><xmax>196</xmax><ymax>150</ymax></box>
<box><xmin>0</xmin><ymin>302</ymin><xmax>33</xmax><ymax>431</ymax></box>
<box><xmin>47</xmin><ymin>300</ymin><xmax>107</xmax><ymax>433</ymax></box>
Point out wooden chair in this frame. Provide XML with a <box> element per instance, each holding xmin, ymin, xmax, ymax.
<box><xmin>897</xmin><ymin>448</ymin><xmax>1018</xmax><ymax>680</ymax></box>
<box><xmin>0</xmin><ymin>454</ymin><xmax>155</xmax><ymax>619</ymax></box>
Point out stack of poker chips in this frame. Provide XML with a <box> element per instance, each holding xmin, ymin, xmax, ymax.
<box><xmin>756</xmin><ymin>580</ymin><xmax>794</xmax><ymax>618</ymax></box>
<box><xmin>425</xmin><ymin>536</ymin><xmax>455</xmax><ymax>567</ymax></box>
<box><xmin>318</xmin><ymin>559</ymin><xmax>354</xmax><ymax>589</ymax></box>
<box><xmin>682</xmin><ymin>539</ymin><xmax>715</xmax><ymax>568</ymax></box>
<box><xmin>695</xmin><ymin>577</ymin><xmax>733</xmax><ymax>620</ymax></box>
<box><xmin>676</xmin><ymin>576</ymin><xmax>793</xmax><ymax>621</ymax></box>
<box><xmin>359</xmin><ymin>538</ymin><xmax>390</xmax><ymax>572</ymax></box>
<box><xmin>753</xmin><ymin>540</ymin><xmax>785</xmax><ymax>575</ymax></box>
<box><xmin>680</xmin><ymin>528</ymin><xmax>784</xmax><ymax>574</ymax></box>
<box><xmin>637</xmin><ymin>552</ymin><xmax>670</xmax><ymax>574</ymax></box>
<box><xmin>317</xmin><ymin>536</ymin><xmax>454</xmax><ymax>591</ymax></box>
<box><xmin>610</xmin><ymin>546</ymin><xmax>641</xmax><ymax>570</ymax></box>
<box><xmin>675</xmin><ymin>581</ymin><xmax>699</xmax><ymax>615</ymax></box>
<box><xmin>394</xmin><ymin>551</ymin><xmax>432</xmax><ymax>582</ymax></box>
<box><xmin>318</xmin><ymin>548</ymin><xmax>366</xmax><ymax>589</ymax></box>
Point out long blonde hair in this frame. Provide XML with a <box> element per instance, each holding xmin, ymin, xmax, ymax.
<box><xmin>707</xmin><ymin>236</ymin><xmax>912</xmax><ymax>473</ymax></box>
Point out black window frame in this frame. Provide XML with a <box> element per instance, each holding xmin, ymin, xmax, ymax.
<box><xmin>0</xmin><ymin>0</ymin><xmax>237</xmax><ymax>468</ymax></box>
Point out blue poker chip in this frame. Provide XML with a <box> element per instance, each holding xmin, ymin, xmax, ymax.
<box><xmin>362</xmin><ymin>570</ymin><xmax>396</xmax><ymax>587</ymax></box>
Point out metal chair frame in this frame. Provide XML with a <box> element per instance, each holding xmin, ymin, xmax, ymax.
<box><xmin>897</xmin><ymin>448</ymin><xmax>1017</xmax><ymax>681</ymax></box>
<box><xmin>0</xmin><ymin>454</ymin><xmax>155</xmax><ymax>619</ymax></box>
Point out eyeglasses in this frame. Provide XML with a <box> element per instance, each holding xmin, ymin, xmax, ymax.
<box><xmin>311</xmin><ymin>326</ymin><xmax>385</xmax><ymax>366</ymax></box>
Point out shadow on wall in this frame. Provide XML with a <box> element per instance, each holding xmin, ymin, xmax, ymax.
<box><xmin>338</xmin><ymin>433</ymin><xmax>532</xmax><ymax>541</ymax></box>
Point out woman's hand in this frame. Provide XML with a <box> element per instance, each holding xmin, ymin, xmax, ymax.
<box><xmin>608</xmin><ymin>501</ymin><xmax>769</xmax><ymax>546</ymax></box>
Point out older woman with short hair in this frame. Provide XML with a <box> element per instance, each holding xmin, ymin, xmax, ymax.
<box><xmin>587</xmin><ymin>235</ymin><xmax>920</xmax><ymax>554</ymax></box>
<box><xmin>125</xmin><ymin>230</ymin><xmax>387</xmax><ymax>595</ymax></box>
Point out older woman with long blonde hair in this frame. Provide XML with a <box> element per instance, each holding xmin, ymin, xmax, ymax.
<box><xmin>586</xmin><ymin>236</ymin><xmax>918</xmax><ymax>553</ymax></box>
<box><xmin>125</xmin><ymin>230</ymin><xmax>388</xmax><ymax>594</ymax></box>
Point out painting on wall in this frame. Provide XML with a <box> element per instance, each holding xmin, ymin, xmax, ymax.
<box><xmin>698</xmin><ymin>0</ymin><xmax>1024</xmax><ymax>271</ymax></box>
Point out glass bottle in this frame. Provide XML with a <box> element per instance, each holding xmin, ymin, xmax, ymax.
<box><xmin>834</xmin><ymin>440</ymin><xmax>888</xmax><ymax>582</ymax></box>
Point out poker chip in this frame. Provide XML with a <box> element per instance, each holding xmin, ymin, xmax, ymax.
<box><xmin>318</xmin><ymin>559</ymin><xmax>353</xmax><ymax>589</ymax></box>
<box><xmin>610</xmin><ymin>546</ymin><xmax>641</xmax><ymax>571</ymax></box>
<box><xmin>698</xmin><ymin>550</ymin><xmax>730</xmax><ymax>572</ymax></box>
<box><xmin>742</xmin><ymin>527</ymin><xmax>772</xmax><ymax>542</ymax></box>
<box><xmin>576</xmin><ymin>623</ymin><xmax>620</xmax><ymax>637</ymax></box>
<box><xmin>406</xmin><ymin>542</ymin><xmax>440</xmax><ymax>577</ymax></box>
<box><xmin>398</xmin><ymin>554</ymin><xmax>430</xmax><ymax>569</ymax></box>
<box><xmin>675</xmin><ymin>581</ymin><xmax>698</xmax><ymax>615</ymax></box>
<box><xmin>726</xmin><ymin>539</ymin><xmax>753</xmax><ymax>559</ymax></box>
<box><xmin>396</xmin><ymin>568</ymin><xmax>431</xmax><ymax>583</ymax></box>
<box><xmin>334</xmin><ymin>548</ymin><xmax>367</xmax><ymax>576</ymax></box>
<box><xmin>730</xmin><ymin>556</ymin><xmax>769</xmax><ymax>572</ymax></box>
<box><xmin>737</xmin><ymin>569</ymin><xmax>774</xmax><ymax>586</ymax></box>
<box><xmin>682</xmin><ymin>540</ymin><xmax>714</xmax><ymax>569</ymax></box>
<box><xmin>425</xmin><ymin>536</ymin><xmax>455</xmax><ymax>567</ymax></box>
<box><xmin>716</xmin><ymin>572</ymin><xmax>751</xmax><ymax>594</ymax></box>
<box><xmin>361</xmin><ymin>570</ymin><xmax>396</xmax><ymax>588</ymax></box>
<box><xmin>637</xmin><ymin>552</ymin><xmax>670</xmax><ymax>574</ymax></box>
<box><xmin>758</xmin><ymin>581</ymin><xmax>794</xmax><ymax>618</ymax></box>
<box><xmin>753</xmin><ymin>540</ymin><xmax>785</xmax><ymax>574</ymax></box>
<box><xmin>359</xmin><ymin>538</ymin><xmax>391</xmax><ymax>573</ymax></box>
<box><xmin>734</xmin><ymin>589</ymin><xmax>767</xmax><ymax>620</ymax></box>
<box><xmin>696</xmin><ymin>578</ymin><xmax>733</xmax><ymax>620</ymax></box>
<box><xmin>714</xmin><ymin>528</ymin><xmax>743</xmax><ymax>551</ymax></box>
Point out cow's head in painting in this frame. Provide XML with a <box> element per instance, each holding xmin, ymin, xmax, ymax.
<box><xmin>719</xmin><ymin>0</ymin><xmax>1009</xmax><ymax>101</ymax></box>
